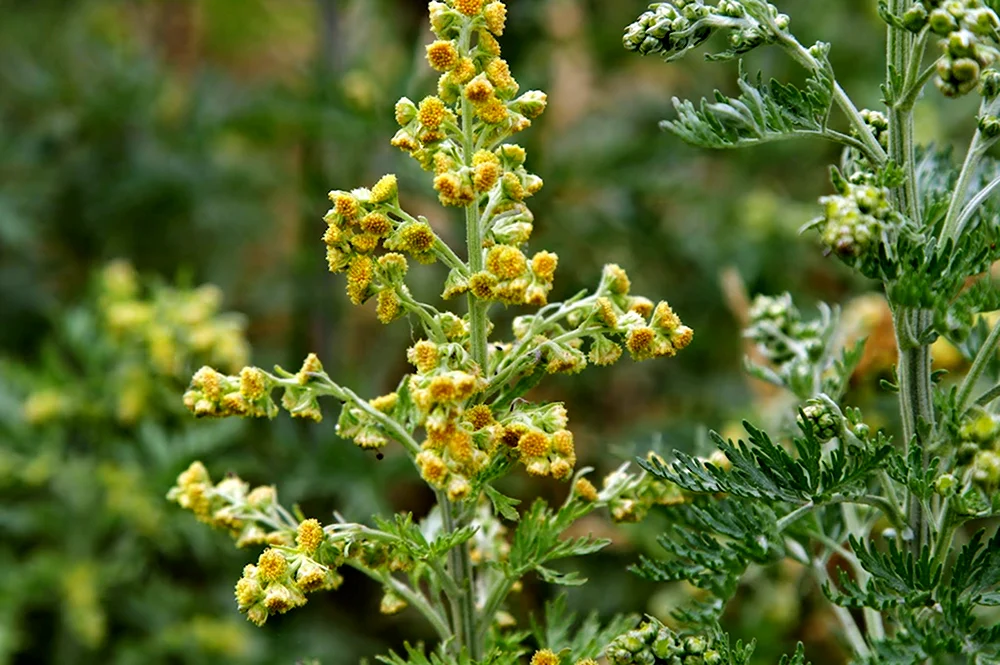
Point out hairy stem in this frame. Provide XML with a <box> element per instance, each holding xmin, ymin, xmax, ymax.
<box><xmin>887</xmin><ymin>1</ymin><xmax>934</xmax><ymax>557</ymax></box>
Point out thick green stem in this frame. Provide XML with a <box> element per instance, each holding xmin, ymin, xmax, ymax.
<box><xmin>437</xmin><ymin>23</ymin><xmax>487</xmax><ymax>661</ymax></box>
<box><xmin>887</xmin><ymin>1</ymin><xmax>934</xmax><ymax>558</ymax></box>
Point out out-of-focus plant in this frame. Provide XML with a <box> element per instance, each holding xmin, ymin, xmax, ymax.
<box><xmin>169</xmin><ymin>1</ymin><xmax>697</xmax><ymax>663</ymax></box>
<box><xmin>611</xmin><ymin>0</ymin><xmax>1000</xmax><ymax>663</ymax></box>
<box><xmin>0</xmin><ymin>261</ymin><xmax>262</xmax><ymax>664</ymax></box>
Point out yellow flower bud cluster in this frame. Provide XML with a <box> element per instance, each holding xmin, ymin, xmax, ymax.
<box><xmin>390</xmin><ymin>0</ymin><xmax>547</xmax><ymax>211</ymax></box>
<box><xmin>494</xmin><ymin>401</ymin><xmax>577</xmax><ymax>479</ymax></box>
<box><xmin>167</xmin><ymin>462</ymin><xmax>291</xmax><ymax>547</ymax></box>
<box><xmin>182</xmin><ymin>365</ymin><xmax>278</xmax><ymax>419</ymax></box>
<box><xmin>405</xmin><ymin>340</ymin><xmax>497</xmax><ymax>497</ymax></box>
<box><xmin>234</xmin><ymin>539</ymin><xmax>342</xmax><ymax>626</ymax></box>
<box><xmin>594</xmin><ymin>264</ymin><xmax>693</xmax><ymax>362</ymax></box>
<box><xmin>324</xmin><ymin>176</ymin><xmax>423</xmax><ymax>312</ymax></box>
<box><xmin>463</xmin><ymin>244</ymin><xmax>558</xmax><ymax>306</ymax></box>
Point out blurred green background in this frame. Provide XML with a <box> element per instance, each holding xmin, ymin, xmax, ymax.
<box><xmin>0</xmin><ymin>1</ymin><xmax>973</xmax><ymax>664</ymax></box>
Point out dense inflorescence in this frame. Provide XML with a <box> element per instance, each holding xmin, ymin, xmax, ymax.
<box><xmin>171</xmin><ymin>0</ymin><xmax>692</xmax><ymax>650</ymax></box>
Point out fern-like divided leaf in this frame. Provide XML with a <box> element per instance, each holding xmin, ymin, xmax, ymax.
<box><xmin>529</xmin><ymin>594</ymin><xmax>638</xmax><ymax>663</ymax></box>
<box><xmin>663</xmin><ymin>55</ymin><xmax>835</xmax><ymax>150</ymax></box>
<box><xmin>641</xmin><ymin>421</ymin><xmax>891</xmax><ymax>505</ymax></box>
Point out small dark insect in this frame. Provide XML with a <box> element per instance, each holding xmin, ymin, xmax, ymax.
<box><xmin>376</xmin><ymin>452</ymin><xmax>385</xmax><ymax>461</ymax></box>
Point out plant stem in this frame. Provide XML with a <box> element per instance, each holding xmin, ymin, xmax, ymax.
<box><xmin>437</xmin><ymin>23</ymin><xmax>488</xmax><ymax>661</ymax></box>
<box><xmin>887</xmin><ymin>1</ymin><xmax>934</xmax><ymax>556</ymax></box>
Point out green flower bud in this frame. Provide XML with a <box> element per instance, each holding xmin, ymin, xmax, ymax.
<box><xmin>797</xmin><ymin>398</ymin><xmax>840</xmax><ymax>442</ymax></box>
<box><xmin>934</xmin><ymin>473</ymin><xmax>958</xmax><ymax>497</ymax></box>
<box><xmin>981</xmin><ymin>69</ymin><xmax>1000</xmax><ymax>99</ymax></box>
<box><xmin>903</xmin><ymin>3</ymin><xmax>929</xmax><ymax>32</ymax></box>
<box><xmin>684</xmin><ymin>635</ymin><xmax>708</xmax><ymax>655</ymax></box>
<box><xmin>929</xmin><ymin>8</ymin><xmax>959</xmax><ymax>35</ymax></box>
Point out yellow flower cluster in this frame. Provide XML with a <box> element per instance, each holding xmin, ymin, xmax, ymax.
<box><xmin>596</xmin><ymin>264</ymin><xmax>694</xmax><ymax>363</ymax></box>
<box><xmin>234</xmin><ymin>537</ymin><xmax>342</xmax><ymax>626</ymax></box>
<box><xmin>182</xmin><ymin>365</ymin><xmax>278</xmax><ymax>419</ymax></box>
<box><xmin>463</xmin><ymin>244</ymin><xmax>558</xmax><ymax>306</ymax></box>
<box><xmin>167</xmin><ymin>462</ymin><xmax>293</xmax><ymax>547</ymax></box>
<box><xmin>391</xmin><ymin>0</ymin><xmax>547</xmax><ymax>210</ymax></box>
<box><xmin>324</xmin><ymin>174</ymin><xmax>428</xmax><ymax>311</ymax></box>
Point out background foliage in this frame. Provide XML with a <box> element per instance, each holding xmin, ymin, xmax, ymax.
<box><xmin>0</xmin><ymin>1</ymin><xmax>978</xmax><ymax>663</ymax></box>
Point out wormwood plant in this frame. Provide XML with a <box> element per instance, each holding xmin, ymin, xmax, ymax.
<box><xmin>169</xmin><ymin>1</ymin><xmax>694</xmax><ymax>663</ymax></box>
<box><xmin>614</xmin><ymin>0</ymin><xmax>1000</xmax><ymax>663</ymax></box>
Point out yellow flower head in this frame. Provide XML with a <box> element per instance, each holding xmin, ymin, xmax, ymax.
<box><xmin>400</xmin><ymin>222</ymin><xmax>437</xmax><ymax>253</ymax></box>
<box><xmin>672</xmin><ymin>325</ymin><xmax>694</xmax><ymax>350</ymax></box>
<box><xmin>552</xmin><ymin>429</ymin><xmax>575</xmax><ymax>458</ymax></box>
<box><xmin>465</xmin><ymin>74</ymin><xmax>495</xmax><ymax>103</ymax></box>
<box><xmin>408</xmin><ymin>340</ymin><xmax>439</xmax><ymax>373</ymax></box>
<box><xmin>263</xmin><ymin>583</ymin><xmax>303</xmax><ymax>614</ymax></box>
<box><xmin>395</xmin><ymin>98</ymin><xmax>417</xmax><ymax>126</ymax></box>
<box><xmin>429</xmin><ymin>375</ymin><xmax>457</xmax><ymax>403</ymax></box>
<box><xmin>453</xmin><ymin>372</ymin><xmax>481</xmax><ymax>400</ymax></box>
<box><xmin>500</xmin><ymin>172</ymin><xmax>525</xmax><ymax>201</ymax></box>
<box><xmin>426</xmin><ymin>40</ymin><xmax>459</xmax><ymax>71</ymax></box>
<box><xmin>296</xmin><ymin>518</ymin><xmax>324</xmax><ymax>554</ymax></box>
<box><xmin>477</xmin><ymin>96</ymin><xmax>509</xmax><ymax>124</ymax></box>
<box><xmin>370</xmin><ymin>173</ymin><xmax>398</xmax><ymax>204</ymax></box>
<box><xmin>550</xmin><ymin>458</ymin><xmax>572</xmax><ymax>480</ymax></box>
<box><xmin>378</xmin><ymin>252</ymin><xmax>409</xmax><ymax>280</ymax></box>
<box><xmin>433</xmin><ymin>172</ymin><xmax>475</xmax><ymax>206</ymax></box>
<box><xmin>531</xmin><ymin>649</ymin><xmax>560</xmax><ymax>665</ymax></box>
<box><xmin>360</xmin><ymin>212</ymin><xmax>392</xmax><ymax>237</ymax></box>
<box><xmin>418</xmin><ymin>96</ymin><xmax>449</xmax><ymax>129</ymax></box>
<box><xmin>322</xmin><ymin>223</ymin><xmax>345</xmax><ymax>246</ymax></box>
<box><xmin>350</xmin><ymin>233</ymin><xmax>380</xmax><ymax>254</ymax></box>
<box><xmin>257</xmin><ymin>548</ymin><xmax>287</xmax><ymax>583</ymax></box>
<box><xmin>469</xmin><ymin>271</ymin><xmax>498</xmax><ymax>299</ymax></box>
<box><xmin>447</xmin><ymin>476</ymin><xmax>472</xmax><ymax>501</ymax></box>
<box><xmin>603</xmin><ymin>264</ymin><xmax>631</xmax><ymax>295</ymax></box>
<box><xmin>531</xmin><ymin>251</ymin><xmax>558</xmax><ymax>281</ymax></box>
<box><xmin>391</xmin><ymin>130</ymin><xmax>420</xmax><ymax>153</ymax></box>
<box><xmin>627</xmin><ymin>326</ymin><xmax>656</xmax><ymax>358</ymax></box>
<box><xmin>486</xmin><ymin>245</ymin><xmax>528</xmax><ymax>280</ymax></box>
<box><xmin>484</xmin><ymin>2</ymin><xmax>507</xmax><ymax>34</ymax></box>
<box><xmin>455</xmin><ymin>0</ymin><xmax>484</xmax><ymax>16</ymax></box>
<box><xmin>235</xmin><ymin>575</ymin><xmax>262</xmax><ymax>609</ymax></box>
<box><xmin>595</xmin><ymin>297</ymin><xmax>618</xmax><ymax>328</ymax></box>
<box><xmin>370</xmin><ymin>392</ymin><xmax>399</xmax><ymax>414</ymax></box>
<box><xmin>299</xmin><ymin>353</ymin><xmax>323</xmax><ymax>380</ymax></box>
<box><xmin>486</xmin><ymin>59</ymin><xmax>518</xmax><ymax>95</ymax></box>
<box><xmin>177</xmin><ymin>460</ymin><xmax>211</xmax><ymax>488</ymax></box>
<box><xmin>574</xmin><ymin>478</ymin><xmax>599</xmax><ymax>502</ymax></box>
<box><xmin>465</xmin><ymin>404</ymin><xmax>495</xmax><ymax>430</ymax></box>
<box><xmin>416</xmin><ymin>450</ymin><xmax>449</xmax><ymax>487</ymax></box>
<box><xmin>346</xmin><ymin>255</ymin><xmax>375</xmax><ymax>305</ymax></box>
<box><xmin>330</xmin><ymin>192</ymin><xmax>360</xmax><ymax>221</ymax></box>
<box><xmin>629</xmin><ymin>296</ymin><xmax>654</xmax><ymax>318</ymax></box>
<box><xmin>192</xmin><ymin>366</ymin><xmax>225</xmax><ymax>400</ymax></box>
<box><xmin>448</xmin><ymin>428</ymin><xmax>475</xmax><ymax>464</ymax></box>
<box><xmin>518</xmin><ymin>430</ymin><xmax>550</xmax><ymax>458</ymax></box>
<box><xmin>479</xmin><ymin>30</ymin><xmax>501</xmax><ymax>57</ymax></box>
<box><xmin>453</xmin><ymin>57</ymin><xmax>476</xmax><ymax>84</ymax></box>
<box><xmin>377</xmin><ymin>290</ymin><xmax>402</xmax><ymax>323</ymax></box>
